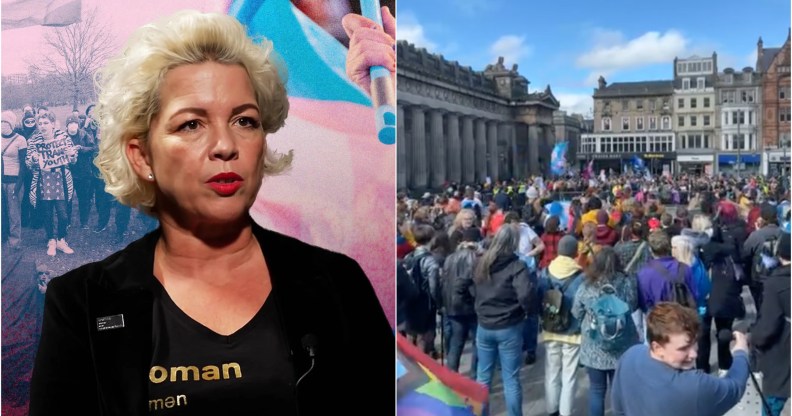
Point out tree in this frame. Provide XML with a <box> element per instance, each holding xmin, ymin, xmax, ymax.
<box><xmin>33</xmin><ymin>8</ymin><xmax>114</xmax><ymax>111</ymax></box>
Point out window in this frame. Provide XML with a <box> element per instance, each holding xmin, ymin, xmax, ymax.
<box><xmin>649</xmin><ymin>116</ymin><xmax>657</xmax><ymax>130</ymax></box>
<box><xmin>602</xmin><ymin>117</ymin><xmax>611</xmax><ymax>131</ymax></box>
<box><xmin>649</xmin><ymin>100</ymin><xmax>656</xmax><ymax>110</ymax></box>
<box><xmin>733</xmin><ymin>111</ymin><xmax>745</xmax><ymax>125</ymax></box>
<box><xmin>678</xmin><ymin>116</ymin><xmax>685</xmax><ymax>127</ymax></box>
<box><xmin>735</xmin><ymin>134</ymin><xmax>745</xmax><ymax>150</ymax></box>
<box><xmin>637</xmin><ymin>100</ymin><xmax>644</xmax><ymax>110</ymax></box>
<box><xmin>622</xmin><ymin>117</ymin><xmax>630</xmax><ymax>131</ymax></box>
<box><xmin>680</xmin><ymin>134</ymin><xmax>687</xmax><ymax>149</ymax></box>
<box><xmin>704</xmin><ymin>97</ymin><xmax>710</xmax><ymax>108</ymax></box>
<box><xmin>704</xmin><ymin>62</ymin><xmax>712</xmax><ymax>72</ymax></box>
<box><xmin>697</xmin><ymin>78</ymin><xmax>705</xmax><ymax>89</ymax></box>
<box><xmin>703</xmin><ymin>134</ymin><xmax>709</xmax><ymax>148</ymax></box>
<box><xmin>780</xmin><ymin>87</ymin><xmax>790</xmax><ymax>100</ymax></box>
<box><xmin>682</xmin><ymin>78</ymin><xmax>690</xmax><ymax>90</ymax></box>
<box><xmin>678</xmin><ymin>98</ymin><xmax>685</xmax><ymax>109</ymax></box>
<box><xmin>780</xmin><ymin>107</ymin><xmax>792</xmax><ymax>122</ymax></box>
<box><xmin>749</xmin><ymin>111</ymin><xmax>754</xmax><ymax>125</ymax></box>
<box><xmin>622</xmin><ymin>100</ymin><xmax>629</xmax><ymax>111</ymax></box>
<box><xmin>691</xmin><ymin>98</ymin><xmax>697</xmax><ymax>108</ymax></box>
<box><xmin>741</xmin><ymin>91</ymin><xmax>754</xmax><ymax>103</ymax></box>
<box><xmin>722</xmin><ymin>90</ymin><xmax>735</xmax><ymax>103</ymax></box>
<box><xmin>662</xmin><ymin>99</ymin><xmax>670</xmax><ymax>110</ymax></box>
<box><xmin>690</xmin><ymin>116</ymin><xmax>697</xmax><ymax>127</ymax></box>
<box><xmin>703</xmin><ymin>115</ymin><xmax>711</xmax><ymax>126</ymax></box>
<box><xmin>636</xmin><ymin>117</ymin><xmax>644</xmax><ymax>130</ymax></box>
<box><xmin>662</xmin><ymin>116</ymin><xmax>671</xmax><ymax>130</ymax></box>
<box><xmin>677</xmin><ymin>63</ymin><xmax>684</xmax><ymax>74</ymax></box>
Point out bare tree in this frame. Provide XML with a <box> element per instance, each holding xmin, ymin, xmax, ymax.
<box><xmin>32</xmin><ymin>7</ymin><xmax>114</xmax><ymax>111</ymax></box>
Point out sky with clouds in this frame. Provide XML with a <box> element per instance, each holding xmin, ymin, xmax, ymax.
<box><xmin>398</xmin><ymin>0</ymin><xmax>790</xmax><ymax>117</ymax></box>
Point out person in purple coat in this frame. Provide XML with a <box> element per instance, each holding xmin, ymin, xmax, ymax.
<box><xmin>636</xmin><ymin>230</ymin><xmax>697</xmax><ymax>313</ymax></box>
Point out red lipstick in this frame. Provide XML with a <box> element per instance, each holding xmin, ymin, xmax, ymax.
<box><xmin>206</xmin><ymin>172</ymin><xmax>243</xmax><ymax>196</ymax></box>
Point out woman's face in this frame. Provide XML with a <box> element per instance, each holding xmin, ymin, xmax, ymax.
<box><xmin>37</xmin><ymin>117</ymin><xmax>53</xmax><ymax>138</ymax></box>
<box><xmin>135</xmin><ymin>62</ymin><xmax>266</xmax><ymax>227</ymax></box>
<box><xmin>461</xmin><ymin>214</ymin><xmax>474</xmax><ymax>228</ymax></box>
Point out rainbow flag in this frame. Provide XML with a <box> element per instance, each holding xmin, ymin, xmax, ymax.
<box><xmin>397</xmin><ymin>334</ymin><xmax>488</xmax><ymax>416</ymax></box>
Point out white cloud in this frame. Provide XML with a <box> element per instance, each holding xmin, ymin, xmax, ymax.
<box><xmin>577</xmin><ymin>29</ymin><xmax>689</xmax><ymax>86</ymax></box>
<box><xmin>456</xmin><ymin>0</ymin><xmax>489</xmax><ymax>16</ymax></box>
<box><xmin>556</xmin><ymin>93</ymin><xmax>594</xmax><ymax>117</ymax></box>
<box><xmin>397</xmin><ymin>11</ymin><xmax>436</xmax><ymax>50</ymax></box>
<box><xmin>489</xmin><ymin>35</ymin><xmax>532</xmax><ymax>68</ymax></box>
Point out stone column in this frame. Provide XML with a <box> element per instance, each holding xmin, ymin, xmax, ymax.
<box><xmin>509</xmin><ymin>124</ymin><xmax>519</xmax><ymax>180</ymax></box>
<box><xmin>528</xmin><ymin>125</ymin><xmax>540</xmax><ymax>175</ymax></box>
<box><xmin>447</xmin><ymin>113</ymin><xmax>462</xmax><ymax>184</ymax></box>
<box><xmin>429</xmin><ymin>109</ymin><xmax>446</xmax><ymax>189</ymax></box>
<box><xmin>462</xmin><ymin>116</ymin><xmax>475</xmax><ymax>184</ymax></box>
<box><xmin>475</xmin><ymin>118</ymin><xmax>488</xmax><ymax>183</ymax></box>
<box><xmin>410</xmin><ymin>106</ymin><xmax>428</xmax><ymax>189</ymax></box>
<box><xmin>397</xmin><ymin>105</ymin><xmax>406</xmax><ymax>189</ymax></box>
<box><xmin>488</xmin><ymin>121</ymin><xmax>499</xmax><ymax>182</ymax></box>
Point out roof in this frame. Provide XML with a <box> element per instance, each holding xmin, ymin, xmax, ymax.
<box><xmin>757</xmin><ymin>47</ymin><xmax>781</xmax><ymax>73</ymax></box>
<box><xmin>594</xmin><ymin>80</ymin><xmax>674</xmax><ymax>98</ymax></box>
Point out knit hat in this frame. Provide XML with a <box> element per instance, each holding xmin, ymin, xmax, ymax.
<box><xmin>65</xmin><ymin>116</ymin><xmax>80</xmax><ymax>127</ymax></box>
<box><xmin>557</xmin><ymin>235</ymin><xmax>578</xmax><ymax>257</ymax></box>
<box><xmin>779</xmin><ymin>232</ymin><xmax>790</xmax><ymax>261</ymax></box>
<box><xmin>461</xmin><ymin>227</ymin><xmax>482</xmax><ymax>243</ymax></box>
<box><xmin>596</xmin><ymin>209</ymin><xmax>609</xmax><ymax>225</ymax></box>
<box><xmin>1</xmin><ymin>111</ymin><xmax>17</xmax><ymax>130</ymax></box>
<box><xmin>526</xmin><ymin>186</ymin><xmax>538</xmax><ymax>200</ymax></box>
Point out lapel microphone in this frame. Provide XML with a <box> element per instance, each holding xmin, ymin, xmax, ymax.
<box><xmin>296</xmin><ymin>334</ymin><xmax>317</xmax><ymax>387</ymax></box>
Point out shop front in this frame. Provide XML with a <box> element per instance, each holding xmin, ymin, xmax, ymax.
<box><xmin>717</xmin><ymin>153</ymin><xmax>760</xmax><ymax>175</ymax></box>
<box><xmin>677</xmin><ymin>154</ymin><xmax>714</xmax><ymax>176</ymax></box>
<box><xmin>764</xmin><ymin>150</ymin><xmax>790</xmax><ymax>177</ymax></box>
<box><xmin>577</xmin><ymin>152</ymin><xmax>677</xmax><ymax>176</ymax></box>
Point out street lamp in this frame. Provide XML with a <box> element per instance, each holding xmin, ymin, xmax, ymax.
<box><xmin>736</xmin><ymin>109</ymin><xmax>742</xmax><ymax>177</ymax></box>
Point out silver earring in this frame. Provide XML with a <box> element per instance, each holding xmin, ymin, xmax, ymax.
<box><xmin>147</xmin><ymin>173</ymin><xmax>154</xmax><ymax>180</ymax></box>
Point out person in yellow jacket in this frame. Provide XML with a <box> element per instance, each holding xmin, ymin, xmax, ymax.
<box><xmin>577</xmin><ymin>196</ymin><xmax>617</xmax><ymax>235</ymax></box>
<box><xmin>538</xmin><ymin>235</ymin><xmax>585</xmax><ymax>416</ymax></box>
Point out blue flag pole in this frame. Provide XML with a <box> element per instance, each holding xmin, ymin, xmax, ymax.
<box><xmin>360</xmin><ymin>0</ymin><xmax>395</xmax><ymax>145</ymax></box>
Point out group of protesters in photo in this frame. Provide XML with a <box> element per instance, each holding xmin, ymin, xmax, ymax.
<box><xmin>397</xmin><ymin>171</ymin><xmax>791</xmax><ymax>416</ymax></box>
<box><xmin>1</xmin><ymin>104</ymin><xmax>154</xmax><ymax>256</ymax></box>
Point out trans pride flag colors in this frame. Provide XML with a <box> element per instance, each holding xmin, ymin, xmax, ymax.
<box><xmin>397</xmin><ymin>334</ymin><xmax>488</xmax><ymax>416</ymax></box>
<box><xmin>231</xmin><ymin>0</ymin><xmax>396</xmax><ymax>325</ymax></box>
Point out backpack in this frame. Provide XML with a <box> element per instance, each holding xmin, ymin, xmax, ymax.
<box><xmin>752</xmin><ymin>231</ymin><xmax>781</xmax><ymax>280</ymax></box>
<box><xmin>541</xmin><ymin>270</ymin><xmax>581</xmax><ymax>333</ymax></box>
<box><xmin>405</xmin><ymin>252</ymin><xmax>433</xmax><ymax>310</ymax></box>
<box><xmin>588</xmin><ymin>283</ymin><xmax>635</xmax><ymax>354</ymax></box>
<box><xmin>650</xmin><ymin>262</ymin><xmax>697</xmax><ymax>309</ymax></box>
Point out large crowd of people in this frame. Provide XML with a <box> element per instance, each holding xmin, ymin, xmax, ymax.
<box><xmin>397</xmin><ymin>172</ymin><xmax>791</xmax><ymax>416</ymax></box>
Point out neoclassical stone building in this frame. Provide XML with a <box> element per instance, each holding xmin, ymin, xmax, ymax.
<box><xmin>397</xmin><ymin>41</ymin><xmax>562</xmax><ymax>191</ymax></box>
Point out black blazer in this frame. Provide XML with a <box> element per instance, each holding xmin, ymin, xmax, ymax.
<box><xmin>30</xmin><ymin>224</ymin><xmax>394</xmax><ymax>415</ymax></box>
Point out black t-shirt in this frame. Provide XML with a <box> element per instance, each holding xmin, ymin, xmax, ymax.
<box><xmin>148</xmin><ymin>281</ymin><xmax>296</xmax><ymax>415</ymax></box>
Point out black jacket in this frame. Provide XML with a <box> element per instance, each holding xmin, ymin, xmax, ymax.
<box><xmin>473</xmin><ymin>254</ymin><xmax>534</xmax><ymax>330</ymax></box>
<box><xmin>752</xmin><ymin>263</ymin><xmax>791</xmax><ymax>398</ymax></box>
<box><xmin>30</xmin><ymin>224</ymin><xmax>394</xmax><ymax>415</ymax></box>
<box><xmin>442</xmin><ymin>243</ymin><xmax>478</xmax><ymax>317</ymax></box>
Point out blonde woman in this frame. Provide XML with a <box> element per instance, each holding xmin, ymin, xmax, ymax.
<box><xmin>30</xmin><ymin>10</ymin><xmax>393</xmax><ymax>415</ymax></box>
<box><xmin>449</xmin><ymin>208</ymin><xmax>478</xmax><ymax>249</ymax></box>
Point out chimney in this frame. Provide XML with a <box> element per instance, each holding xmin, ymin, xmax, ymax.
<box><xmin>597</xmin><ymin>75</ymin><xmax>607</xmax><ymax>90</ymax></box>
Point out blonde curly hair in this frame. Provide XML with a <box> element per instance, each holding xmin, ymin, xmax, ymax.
<box><xmin>94</xmin><ymin>10</ymin><xmax>293</xmax><ymax>214</ymax></box>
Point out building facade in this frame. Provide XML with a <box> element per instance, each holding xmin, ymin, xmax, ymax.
<box><xmin>673</xmin><ymin>54</ymin><xmax>718</xmax><ymax>175</ymax></box>
<box><xmin>579</xmin><ymin>77</ymin><xmax>676</xmax><ymax>175</ymax></box>
<box><xmin>396</xmin><ymin>41</ymin><xmax>559</xmax><ymax>191</ymax></box>
<box><xmin>757</xmin><ymin>34</ymin><xmax>791</xmax><ymax>176</ymax></box>
<box><xmin>715</xmin><ymin>66</ymin><xmax>762</xmax><ymax>174</ymax></box>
